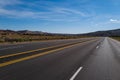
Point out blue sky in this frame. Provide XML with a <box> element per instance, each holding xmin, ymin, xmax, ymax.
<box><xmin>0</xmin><ymin>0</ymin><xmax>120</xmax><ymax>33</ymax></box>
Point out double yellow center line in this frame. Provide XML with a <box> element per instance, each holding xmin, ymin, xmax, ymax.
<box><xmin>0</xmin><ymin>39</ymin><xmax>97</xmax><ymax>67</ymax></box>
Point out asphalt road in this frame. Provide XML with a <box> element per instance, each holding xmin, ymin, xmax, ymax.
<box><xmin>1</xmin><ymin>37</ymin><xmax>120</xmax><ymax>80</ymax></box>
<box><xmin>0</xmin><ymin>38</ymin><xmax>95</xmax><ymax>56</ymax></box>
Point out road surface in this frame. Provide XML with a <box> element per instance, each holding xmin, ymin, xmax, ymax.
<box><xmin>0</xmin><ymin>37</ymin><xmax>120</xmax><ymax>80</ymax></box>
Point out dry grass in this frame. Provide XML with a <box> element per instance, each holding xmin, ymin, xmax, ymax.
<box><xmin>111</xmin><ymin>37</ymin><xmax>120</xmax><ymax>41</ymax></box>
<box><xmin>0</xmin><ymin>33</ymin><xmax>88</xmax><ymax>43</ymax></box>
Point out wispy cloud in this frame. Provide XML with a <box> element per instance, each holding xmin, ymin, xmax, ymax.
<box><xmin>109</xmin><ymin>0</ymin><xmax>120</xmax><ymax>6</ymax></box>
<box><xmin>0</xmin><ymin>0</ymin><xmax>21</xmax><ymax>7</ymax></box>
<box><xmin>51</xmin><ymin>7</ymin><xmax>86</xmax><ymax>16</ymax></box>
<box><xmin>0</xmin><ymin>0</ymin><xmax>93</xmax><ymax>22</ymax></box>
<box><xmin>0</xmin><ymin>8</ymin><xmax>38</xmax><ymax>18</ymax></box>
<box><xmin>0</xmin><ymin>8</ymin><xmax>82</xmax><ymax>19</ymax></box>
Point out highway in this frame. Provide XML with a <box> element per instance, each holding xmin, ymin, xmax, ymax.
<box><xmin>0</xmin><ymin>38</ymin><xmax>94</xmax><ymax>56</ymax></box>
<box><xmin>0</xmin><ymin>37</ymin><xmax>120</xmax><ymax>80</ymax></box>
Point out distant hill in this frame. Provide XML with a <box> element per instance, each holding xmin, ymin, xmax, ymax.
<box><xmin>79</xmin><ymin>29</ymin><xmax>120</xmax><ymax>37</ymax></box>
<box><xmin>0</xmin><ymin>30</ymin><xmax>48</xmax><ymax>35</ymax></box>
<box><xmin>0</xmin><ymin>28</ymin><xmax>120</xmax><ymax>37</ymax></box>
<box><xmin>0</xmin><ymin>30</ymin><xmax>76</xmax><ymax>36</ymax></box>
<box><xmin>17</xmin><ymin>30</ymin><xmax>46</xmax><ymax>35</ymax></box>
<box><xmin>0</xmin><ymin>30</ymin><xmax>79</xmax><ymax>42</ymax></box>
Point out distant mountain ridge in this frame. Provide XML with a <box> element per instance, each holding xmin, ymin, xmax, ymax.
<box><xmin>0</xmin><ymin>29</ymin><xmax>120</xmax><ymax>36</ymax></box>
<box><xmin>80</xmin><ymin>29</ymin><xmax>120</xmax><ymax>37</ymax></box>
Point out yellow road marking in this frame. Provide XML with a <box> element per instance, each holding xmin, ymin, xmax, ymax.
<box><xmin>0</xmin><ymin>39</ymin><xmax>97</xmax><ymax>67</ymax></box>
<box><xmin>0</xmin><ymin>40</ymin><xmax>87</xmax><ymax>59</ymax></box>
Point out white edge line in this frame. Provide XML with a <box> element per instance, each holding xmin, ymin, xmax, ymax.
<box><xmin>96</xmin><ymin>46</ymin><xmax>99</xmax><ymax>49</ymax></box>
<box><xmin>69</xmin><ymin>67</ymin><xmax>83</xmax><ymax>80</ymax></box>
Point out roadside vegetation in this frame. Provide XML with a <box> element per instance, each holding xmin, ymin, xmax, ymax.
<box><xmin>0</xmin><ymin>30</ymin><xmax>89</xmax><ymax>43</ymax></box>
<box><xmin>111</xmin><ymin>37</ymin><xmax>120</xmax><ymax>41</ymax></box>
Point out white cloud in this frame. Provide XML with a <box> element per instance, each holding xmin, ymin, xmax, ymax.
<box><xmin>110</xmin><ymin>19</ymin><xmax>120</xmax><ymax>23</ymax></box>
<box><xmin>110</xmin><ymin>19</ymin><xmax>117</xmax><ymax>22</ymax></box>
